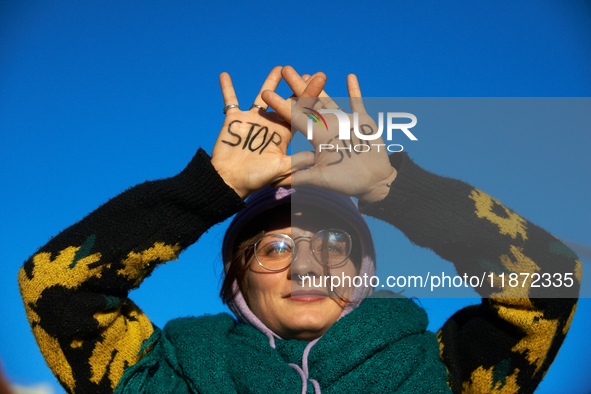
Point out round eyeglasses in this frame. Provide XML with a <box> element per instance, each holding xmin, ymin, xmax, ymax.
<box><xmin>250</xmin><ymin>229</ymin><xmax>352</xmax><ymax>272</ymax></box>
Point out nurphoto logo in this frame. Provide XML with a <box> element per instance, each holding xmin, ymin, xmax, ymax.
<box><xmin>305</xmin><ymin>108</ymin><xmax>418</xmax><ymax>153</ymax></box>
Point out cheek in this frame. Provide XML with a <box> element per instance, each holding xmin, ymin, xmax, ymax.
<box><xmin>330</xmin><ymin>259</ymin><xmax>358</xmax><ymax>277</ymax></box>
<box><xmin>248</xmin><ymin>273</ymin><xmax>273</xmax><ymax>296</ymax></box>
<box><xmin>346</xmin><ymin>260</ymin><xmax>358</xmax><ymax>276</ymax></box>
<box><xmin>329</xmin><ymin>260</ymin><xmax>359</xmax><ymax>296</ymax></box>
<box><xmin>244</xmin><ymin>268</ymin><xmax>286</xmax><ymax>308</ymax></box>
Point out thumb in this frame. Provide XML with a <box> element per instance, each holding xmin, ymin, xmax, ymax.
<box><xmin>290</xmin><ymin>151</ymin><xmax>315</xmax><ymax>172</ymax></box>
<box><xmin>290</xmin><ymin>167</ymin><xmax>325</xmax><ymax>188</ymax></box>
<box><xmin>271</xmin><ymin>151</ymin><xmax>315</xmax><ymax>188</ymax></box>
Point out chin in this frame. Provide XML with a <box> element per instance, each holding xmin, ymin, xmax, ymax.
<box><xmin>284</xmin><ymin>324</ymin><xmax>329</xmax><ymax>341</ymax></box>
<box><xmin>281</xmin><ymin>306</ymin><xmax>340</xmax><ymax>340</ymax></box>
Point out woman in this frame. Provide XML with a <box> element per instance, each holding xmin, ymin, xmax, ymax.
<box><xmin>18</xmin><ymin>66</ymin><xmax>580</xmax><ymax>393</ymax></box>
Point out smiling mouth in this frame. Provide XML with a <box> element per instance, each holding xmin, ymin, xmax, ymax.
<box><xmin>288</xmin><ymin>290</ymin><xmax>329</xmax><ymax>300</ymax></box>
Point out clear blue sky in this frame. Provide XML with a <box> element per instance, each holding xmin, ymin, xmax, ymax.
<box><xmin>1</xmin><ymin>1</ymin><xmax>590</xmax><ymax>393</ymax></box>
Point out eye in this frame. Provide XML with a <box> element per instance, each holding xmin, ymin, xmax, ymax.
<box><xmin>264</xmin><ymin>241</ymin><xmax>291</xmax><ymax>254</ymax></box>
<box><xmin>327</xmin><ymin>242</ymin><xmax>347</xmax><ymax>254</ymax></box>
<box><xmin>257</xmin><ymin>237</ymin><xmax>293</xmax><ymax>260</ymax></box>
<box><xmin>311</xmin><ymin>230</ymin><xmax>352</xmax><ymax>266</ymax></box>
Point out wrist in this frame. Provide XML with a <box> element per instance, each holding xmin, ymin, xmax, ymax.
<box><xmin>214</xmin><ymin>173</ymin><xmax>248</xmax><ymax>200</ymax></box>
<box><xmin>210</xmin><ymin>157</ymin><xmax>248</xmax><ymax>200</ymax></box>
<box><xmin>357</xmin><ymin>167</ymin><xmax>398</xmax><ymax>204</ymax></box>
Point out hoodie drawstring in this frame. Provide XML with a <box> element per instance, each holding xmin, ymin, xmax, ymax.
<box><xmin>288</xmin><ymin>338</ymin><xmax>321</xmax><ymax>394</ymax></box>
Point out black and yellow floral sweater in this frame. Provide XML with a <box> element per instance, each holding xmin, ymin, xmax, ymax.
<box><xmin>18</xmin><ymin>149</ymin><xmax>581</xmax><ymax>393</ymax></box>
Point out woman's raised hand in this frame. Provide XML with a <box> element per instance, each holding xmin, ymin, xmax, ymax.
<box><xmin>211</xmin><ymin>67</ymin><xmax>325</xmax><ymax>199</ymax></box>
<box><xmin>262</xmin><ymin>66</ymin><xmax>397</xmax><ymax>203</ymax></box>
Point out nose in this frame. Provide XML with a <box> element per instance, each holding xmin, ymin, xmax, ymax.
<box><xmin>289</xmin><ymin>238</ymin><xmax>323</xmax><ymax>282</ymax></box>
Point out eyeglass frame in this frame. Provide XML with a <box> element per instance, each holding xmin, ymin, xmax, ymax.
<box><xmin>248</xmin><ymin>229</ymin><xmax>353</xmax><ymax>272</ymax></box>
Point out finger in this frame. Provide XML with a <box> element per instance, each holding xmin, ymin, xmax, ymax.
<box><xmin>271</xmin><ymin>152</ymin><xmax>316</xmax><ymax>188</ymax></box>
<box><xmin>262</xmin><ymin>90</ymin><xmax>310</xmax><ymax>136</ymax></box>
<box><xmin>294</xmin><ymin>73</ymin><xmax>328</xmax><ymax>107</ymax></box>
<box><xmin>284</xmin><ymin>66</ymin><xmax>339</xmax><ymax>109</ymax></box>
<box><xmin>219</xmin><ymin>72</ymin><xmax>240</xmax><ymax>114</ymax></box>
<box><xmin>289</xmin><ymin>167</ymin><xmax>324</xmax><ymax>188</ymax></box>
<box><xmin>290</xmin><ymin>151</ymin><xmax>316</xmax><ymax>172</ymax></box>
<box><xmin>262</xmin><ymin>90</ymin><xmax>291</xmax><ymax>123</ymax></box>
<box><xmin>304</xmin><ymin>73</ymin><xmax>342</xmax><ymax>110</ymax></box>
<box><xmin>298</xmin><ymin>75</ymin><xmax>329</xmax><ymax>116</ymax></box>
<box><xmin>347</xmin><ymin>74</ymin><xmax>367</xmax><ymax>114</ymax></box>
<box><xmin>269</xmin><ymin>155</ymin><xmax>295</xmax><ymax>188</ymax></box>
<box><xmin>263</xmin><ymin>71</ymin><xmax>326</xmax><ymax>121</ymax></box>
<box><xmin>298</xmin><ymin>75</ymin><xmax>312</xmax><ymax>103</ymax></box>
<box><xmin>283</xmin><ymin>66</ymin><xmax>327</xmax><ymax>96</ymax></box>
<box><xmin>310</xmin><ymin>73</ymin><xmax>340</xmax><ymax>110</ymax></box>
<box><xmin>282</xmin><ymin>66</ymin><xmax>307</xmax><ymax>96</ymax></box>
<box><xmin>271</xmin><ymin>177</ymin><xmax>291</xmax><ymax>188</ymax></box>
<box><xmin>300</xmin><ymin>75</ymin><xmax>326</xmax><ymax>98</ymax></box>
<box><xmin>251</xmin><ymin>66</ymin><xmax>282</xmax><ymax>112</ymax></box>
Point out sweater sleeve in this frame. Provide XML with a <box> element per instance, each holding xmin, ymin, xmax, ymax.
<box><xmin>18</xmin><ymin>148</ymin><xmax>246</xmax><ymax>394</ymax></box>
<box><xmin>359</xmin><ymin>153</ymin><xmax>581</xmax><ymax>394</ymax></box>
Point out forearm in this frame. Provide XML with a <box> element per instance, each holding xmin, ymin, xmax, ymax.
<box><xmin>18</xmin><ymin>148</ymin><xmax>245</xmax><ymax>393</ymax></box>
<box><xmin>360</xmin><ymin>153</ymin><xmax>581</xmax><ymax>298</ymax></box>
<box><xmin>360</xmin><ymin>153</ymin><xmax>581</xmax><ymax>393</ymax></box>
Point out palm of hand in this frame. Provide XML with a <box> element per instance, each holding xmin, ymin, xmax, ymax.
<box><xmin>212</xmin><ymin>109</ymin><xmax>292</xmax><ymax>198</ymax></box>
<box><xmin>297</xmin><ymin>111</ymin><xmax>394</xmax><ymax>199</ymax></box>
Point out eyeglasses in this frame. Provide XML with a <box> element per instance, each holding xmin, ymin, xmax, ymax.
<box><xmin>250</xmin><ymin>229</ymin><xmax>352</xmax><ymax>272</ymax></box>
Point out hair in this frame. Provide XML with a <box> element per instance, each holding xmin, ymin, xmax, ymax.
<box><xmin>220</xmin><ymin>230</ymin><xmax>263</xmax><ymax>305</ymax></box>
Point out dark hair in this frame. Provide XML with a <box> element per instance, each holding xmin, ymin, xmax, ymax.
<box><xmin>220</xmin><ymin>230</ymin><xmax>263</xmax><ymax>305</ymax></box>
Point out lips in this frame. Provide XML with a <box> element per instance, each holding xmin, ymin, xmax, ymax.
<box><xmin>288</xmin><ymin>290</ymin><xmax>329</xmax><ymax>299</ymax></box>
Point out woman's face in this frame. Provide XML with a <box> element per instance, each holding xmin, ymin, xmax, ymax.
<box><xmin>244</xmin><ymin>208</ymin><xmax>358</xmax><ymax>340</ymax></box>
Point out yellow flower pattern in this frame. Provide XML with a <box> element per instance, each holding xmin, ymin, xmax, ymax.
<box><xmin>19</xmin><ymin>239</ymin><xmax>181</xmax><ymax>392</ymax></box>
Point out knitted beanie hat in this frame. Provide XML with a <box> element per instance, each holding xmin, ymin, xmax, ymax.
<box><xmin>222</xmin><ymin>186</ymin><xmax>376</xmax><ymax>345</ymax></box>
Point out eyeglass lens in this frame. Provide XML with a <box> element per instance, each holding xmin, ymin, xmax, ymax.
<box><xmin>254</xmin><ymin>230</ymin><xmax>351</xmax><ymax>271</ymax></box>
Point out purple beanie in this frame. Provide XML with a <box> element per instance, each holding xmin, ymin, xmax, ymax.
<box><xmin>222</xmin><ymin>186</ymin><xmax>376</xmax><ymax>347</ymax></box>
